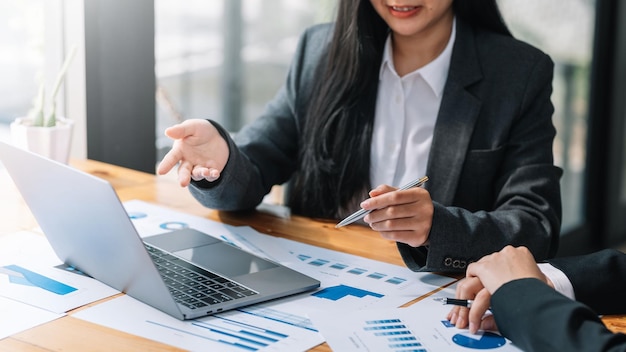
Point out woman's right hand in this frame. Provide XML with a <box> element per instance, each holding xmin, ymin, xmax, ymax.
<box><xmin>157</xmin><ymin>119</ymin><xmax>229</xmax><ymax>187</ymax></box>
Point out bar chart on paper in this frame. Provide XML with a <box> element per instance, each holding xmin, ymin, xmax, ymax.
<box><xmin>1</xmin><ymin>265</ymin><xmax>77</xmax><ymax>295</ymax></box>
<box><xmin>73</xmin><ymin>294</ymin><xmax>325</xmax><ymax>352</ymax></box>
<box><xmin>0</xmin><ymin>261</ymin><xmax>118</xmax><ymax>314</ymax></box>
<box><xmin>363</xmin><ymin>318</ymin><xmax>425</xmax><ymax>351</ymax></box>
<box><xmin>309</xmin><ymin>289</ymin><xmax>523</xmax><ymax>352</ymax></box>
<box><xmin>312</xmin><ymin>284</ymin><xmax>384</xmax><ymax>301</ymax></box>
<box><xmin>272</xmin><ymin>241</ymin><xmax>455</xmax><ymax>311</ymax></box>
<box><xmin>146</xmin><ymin>315</ymin><xmax>295</xmax><ymax>351</ymax></box>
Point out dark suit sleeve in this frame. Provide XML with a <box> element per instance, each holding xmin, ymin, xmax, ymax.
<box><xmin>491</xmin><ymin>278</ymin><xmax>626</xmax><ymax>352</ymax></box>
<box><xmin>549</xmin><ymin>249</ymin><xmax>626</xmax><ymax>314</ymax></box>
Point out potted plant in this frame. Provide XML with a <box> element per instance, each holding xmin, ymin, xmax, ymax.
<box><xmin>10</xmin><ymin>46</ymin><xmax>77</xmax><ymax>164</ymax></box>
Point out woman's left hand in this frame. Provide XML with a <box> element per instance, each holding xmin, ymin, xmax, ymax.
<box><xmin>361</xmin><ymin>185</ymin><xmax>433</xmax><ymax>247</ymax></box>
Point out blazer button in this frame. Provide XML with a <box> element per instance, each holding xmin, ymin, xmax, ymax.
<box><xmin>444</xmin><ymin>257</ymin><xmax>453</xmax><ymax>267</ymax></box>
<box><xmin>451</xmin><ymin>260</ymin><xmax>468</xmax><ymax>269</ymax></box>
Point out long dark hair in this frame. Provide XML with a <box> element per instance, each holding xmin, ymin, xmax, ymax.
<box><xmin>289</xmin><ymin>0</ymin><xmax>511</xmax><ymax>219</ymax></box>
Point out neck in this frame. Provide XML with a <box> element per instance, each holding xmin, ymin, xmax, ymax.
<box><xmin>392</xmin><ymin>14</ymin><xmax>454</xmax><ymax>77</ymax></box>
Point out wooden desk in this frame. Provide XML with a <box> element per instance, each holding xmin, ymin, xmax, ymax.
<box><xmin>1</xmin><ymin>160</ymin><xmax>625</xmax><ymax>351</ymax></box>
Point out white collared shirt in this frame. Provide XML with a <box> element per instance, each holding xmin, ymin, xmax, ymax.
<box><xmin>370</xmin><ymin>19</ymin><xmax>456</xmax><ymax>188</ymax></box>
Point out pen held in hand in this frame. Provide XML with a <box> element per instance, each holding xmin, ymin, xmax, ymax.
<box><xmin>334</xmin><ymin>175</ymin><xmax>429</xmax><ymax>228</ymax></box>
<box><xmin>433</xmin><ymin>297</ymin><xmax>475</xmax><ymax>308</ymax></box>
<box><xmin>434</xmin><ymin>297</ymin><xmax>492</xmax><ymax>311</ymax></box>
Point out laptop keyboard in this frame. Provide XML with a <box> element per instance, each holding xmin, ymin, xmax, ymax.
<box><xmin>144</xmin><ymin>243</ymin><xmax>258</xmax><ymax>310</ymax></box>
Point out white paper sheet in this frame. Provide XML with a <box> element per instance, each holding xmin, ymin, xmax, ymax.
<box><xmin>0</xmin><ymin>295</ymin><xmax>64</xmax><ymax>339</ymax></box>
<box><xmin>73</xmin><ymin>294</ymin><xmax>325</xmax><ymax>352</ymax></box>
<box><xmin>309</xmin><ymin>285</ymin><xmax>523</xmax><ymax>352</ymax></box>
<box><xmin>0</xmin><ymin>231</ymin><xmax>119</xmax><ymax>314</ymax></box>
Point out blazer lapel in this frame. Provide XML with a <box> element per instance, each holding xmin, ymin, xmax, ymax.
<box><xmin>426</xmin><ymin>19</ymin><xmax>482</xmax><ymax>205</ymax></box>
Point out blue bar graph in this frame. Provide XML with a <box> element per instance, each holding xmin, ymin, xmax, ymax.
<box><xmin>385</xmin><ymin>277</ymin><xmax>407</xmax><ymax>285</ymax></box>
<box><xmin>312</xmin><ymin>284</ymin><xmax>384</xmax><ymax>301</ymax></box>
<box><xmin>367</xmin><ymin>272</ymin><xmax>386</xmax><ymax>280</ymax></box>
<box><xmin>2</xmin><ymin>264</ymin><xmax>77</xmax><ymax>295</ymax></box>
<box><xmin>363</xmin><ymin>318</ymin><xmax>426</xmax><ymax>352</ymax></box>
<box><xmin>309</xmin><ymin>259</ymin><xmax>329</xmax><ymax>266</ymax></box>
<box><xmin>147</xmin><ymin>315</ymin><xmax>294</xmax><ymax>352</ymax></box>
<box><xmin>347</xmin><ymin>267</ymin><xmax>367</xmax><ymax>275</ymax></box>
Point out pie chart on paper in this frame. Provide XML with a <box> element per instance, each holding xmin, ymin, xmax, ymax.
<box><xmin>452</xmin><ymin>331</ymin><xmax>507</xmax><ymax>349</ymax></box>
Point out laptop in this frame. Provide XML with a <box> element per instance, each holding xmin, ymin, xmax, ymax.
<box><xmin>0</xmin><ymin>141</ymin><xmax>320</xmax><ymax>320</ymax></box>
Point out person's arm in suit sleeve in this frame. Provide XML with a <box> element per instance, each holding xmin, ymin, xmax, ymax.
<box><xmin>548</xmin><ymin>249</ymin><xmax>626</xmax><ymax>314</ymax></box>
<box><xmin>451</xmin><ymin>247</ymin><xmax>626</xmax><ymax>351</ymax></box>
<box><xmin>494</xmin><ymin>250</ymin><xmax>626</xmax><ymax>351</ymax></box>
<box><xmin>492</xmin><ymin>278</ymin><xmax>626</xmax><ymax>352</ymax></box>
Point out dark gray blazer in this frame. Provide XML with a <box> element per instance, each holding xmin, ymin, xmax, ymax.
<box><xmin>190</xmin><ymin>18</ymin><xmax>562</xmax><ymax>272</ymax></box>
<box><xmin>492</xmin><ymin>249</ymin><xmax>626</xmax><ymax>351</ymax></box>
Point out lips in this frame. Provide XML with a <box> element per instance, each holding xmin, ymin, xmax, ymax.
<box><xmin>388</xmin><ymin>5</ymin><xmax>421</xmax><ymax>18</ymax></box>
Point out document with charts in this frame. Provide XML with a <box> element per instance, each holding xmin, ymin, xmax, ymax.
<box><xmin>72</xmin><ymin>200</ymin><xmax>456</xmax><ymax>351</ymax></box>
<box><xmin>0</xmin><ymin>231</ymin><xmax>119</xmax><ymax>314</ymax></box>
<box><xmin>309</xmin><ymin>285</ymin><xmax>523</xmax><ymax>352</ymax></box>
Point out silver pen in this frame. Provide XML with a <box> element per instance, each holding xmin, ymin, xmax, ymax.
<box><xmin>335</xmin><ymin>175</ymin><xmax>429</xmax><ymax>228</ymax></box>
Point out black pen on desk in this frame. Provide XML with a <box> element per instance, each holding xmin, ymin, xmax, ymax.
<box><xmin>335</xmin><ymin>175</ymin><xmax>429</xmax><ymax>228</ymax></box>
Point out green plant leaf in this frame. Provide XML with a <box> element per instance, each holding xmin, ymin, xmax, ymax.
<box><xmin>30</xmin><ymin>84</ymin><xmax>45</xmax><ymax>127</ymax></box>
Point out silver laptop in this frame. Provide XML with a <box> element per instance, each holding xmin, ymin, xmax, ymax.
<box><xmin>0</xmin><ymin>141</ymin><xmax>319</xmax><ymax>320</ymax></box>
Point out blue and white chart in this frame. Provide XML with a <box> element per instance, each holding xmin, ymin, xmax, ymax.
<box><xmin>253</xmin><ymin>235</ymin><xmax>455</xmax><ymax>311</ymax></box>
<box><xmin>73</xmin><ymin>294</ymin><xmax>324</xmax><ymax>352</ymax></box>
<box><xmin>309</xmin><ymin>286</ymin><xmax>523</xmax><ymax>352</ymax></box>
<box><xmin>0</xmin><ymin>231</ymin><xmax>119</xmax><ymax>314</ymax></box>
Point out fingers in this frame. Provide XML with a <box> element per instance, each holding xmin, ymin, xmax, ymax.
<box><xmin>157</xmin><ymin>121</ymin><xmax>195</xmax><ymax>176</ymax></box>
<box><xmin>448</xmin><ymin>292</ymin><xmax>496</xmax><ymax>334</ymax></box>
<box><xmin>190</xmin><ymin>166</ymin><xmax>221</xmax><ymax>182</ymax></box>
<box><xmin>362</xmin><ymin>186</ymin><xmax>425</xmax><ymax>211</ymax></box>
<box><xmin>450</xmin><ymin>276</ymin><xmax>484</xmax><ymax>329</ymax></box>
<box><xmin>362</xmin><ymin>187</ymin><xmax>433</xmax><ymax>247</ymax></box>
<box><xmin>368</xmin><ymin>184</ymin><xmax>396</xmax><ymax>197</ymax></box>
<box><xmin>447</xmin><ymin>305</ymin><xmax>463</xmax><ymax>326</ymax></box>
<box><xmin>163</xmin><ymin>119</ymin><xmax>200</xmax><ymax>140</ymax></box>
<box><xmin>157</xmin><ymin>147</ymin><xmax>183</xmax><ymax>175</ymax></box>
<box><xmin>468</xmin><ymin>288</ymin><xmax>492</xmax><ymax>334</ymax></box>
<box><xmin>479</xmin><ymin>315</ymin><xmax>498</xmax><ymax>332</ymax></box>
<box><xmin>157</xmin><ymin>119</ymin><xmax>228</xmax><ymax>185</ymax></box>
<box><xmin>176</xmin><ymin>161</ymin><xmax>193</xmax><ymax>187</ymax></box>
<box><xmin>163</xmin><ymin>124</ymin><xmax>185</xmax><ymax>139</ymax></box>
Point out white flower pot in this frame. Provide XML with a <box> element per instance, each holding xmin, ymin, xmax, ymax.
<box><xmin>10</xmin><ymin>117</ymin><xmax>74</xmax><ymax>164</ymax></box>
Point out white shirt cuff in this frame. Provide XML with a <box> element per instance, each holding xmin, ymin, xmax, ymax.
<box><xmin>538</xmin><ymin>263</ymin><xmax>576</xmax><ymax>300</ymax></box>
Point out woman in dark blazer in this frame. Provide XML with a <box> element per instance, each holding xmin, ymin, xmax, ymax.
<box><xmin>449</xmin><ymin>245</ymin><xmax>626</xmax><ymax>351</ymax></box>
<box><xmin>157</xmin><ymin>0</ymin><xmax>562</xmax><ymax>273</ymax></box>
